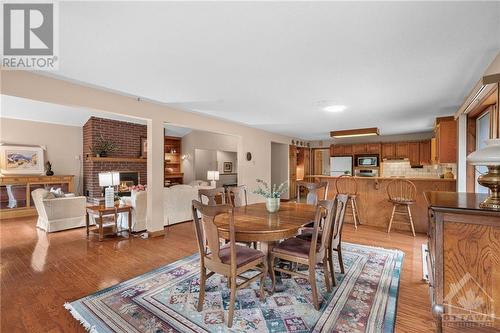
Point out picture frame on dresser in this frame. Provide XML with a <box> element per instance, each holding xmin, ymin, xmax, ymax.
<box><xmin>0</xmin><ymin>145</ymin><xmax>44</xmax><ymax>175</ymax></box>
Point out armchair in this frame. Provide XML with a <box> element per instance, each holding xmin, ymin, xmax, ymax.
<box><xmin>118</xmin><ymin>190</ymin><xmax>147</xmax><ymax>232</ymax></box>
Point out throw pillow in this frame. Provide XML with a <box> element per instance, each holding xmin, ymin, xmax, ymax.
<box><xmin>50</xmin><ymin>187</ymin><xmax>65</xmax><ymax>198</ymax></box>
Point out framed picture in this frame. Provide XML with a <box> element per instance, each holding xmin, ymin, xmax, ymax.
<box><xmin>223</xmin><ymin>162</ymin><xmax>233</xmax><ymax>173</ymax></box>
<box><xmin>0</xmin><ymin>145</ymin><xmax>44</xmax><ymax>175</ymax></box>
<box><xmin>140</xmin><ymin>137</ymin><xmax>147</xmax><ymax>158</ymax></box>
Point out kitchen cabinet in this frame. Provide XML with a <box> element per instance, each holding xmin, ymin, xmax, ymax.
<box><xmin>408</xmin><ymin>142</ymin><xmax>420</xmax><ymax>166</ymax></box>
<box><xmin>381</xmin><ymin>143</ymin><xmax>396</xmax><ymax>159</ymax></box>
<box><xmin>434</xmin><ymin>117</ymin><xmax>457</xmax><ymax>163</ymax></box>
<box><xmin>419</xmin><ymin>140</ymin><xmax>432</xmax><ymax>165</ymax></box>
<box><xmin>396</xmin><ymin>142</ymin><xmax>409</xmax><ymax>158</ymax></box>
<box><xmin>366</xmin><ymin>143</ymin><xmax>381</xmax><ymax>154</ymax></box>
<box><xmin>330</xmin><ymin>144</ymin><xmax>353</xmax><ymax>156</ymax></box>
<box><xmin>352</xmin><ymin>144</ymin><xmax>366</xmax><ymax>154</ymax></box>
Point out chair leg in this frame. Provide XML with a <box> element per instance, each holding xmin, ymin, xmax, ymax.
<box><xmin>323</xmin><ymin>257</ymin><xmax>331</xmax><ymax>293</ymax></box>
<box><xmin>407</xmin><ymin>205</ymin><xmax>416</xmax><ymax>237</ymax></box>
<box><xmin>197</xmin><ymin>267</ymin><xmax>207</xmax><ymax>312</ymax></box>
<box><xmin>353</xmin><ymin>197</ymin><xmax>361</xmax><ymax>225</ymax></box>
<box><xmin>227</xmin><ymin>275</ymin><xmax>237</xmax><ymax>328</ymax></box>
<box><xmin>337</xmin><ymin>245</ymin><xmax>345</xmax><ymax>274</ymax></box>
<box><xmin>259</xmin><ymin>260</ymin><xmax>267</xmax><ymax>301</ymax></box>
<box><xmin>387</xmin><ymin>204</ymin><xmax>396</xmax><ymax>233</ymax></box>
<box><xmin>309</xmin><ymin>264</ymin><xmax>320</xmax><ymax>310</ymax></box>
<box><xmin>327</xmin><ymin>248</ymin><xmax>336</xmax><ymax>285</ymax></box>
<box><xmin>270</xmin><ymin>254</ymin><xmax>276</xmax><ymax>293</ymax></box>
<box><xmin>350</xmin><ymin>198</ymin><xmax>358</xmax><ymax>229</ymax></box>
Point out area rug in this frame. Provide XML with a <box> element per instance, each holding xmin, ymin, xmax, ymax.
<box><xmin>65</xmin><ymin>242</ymin><xmax>403</xmax><ymax>333</ymax></box>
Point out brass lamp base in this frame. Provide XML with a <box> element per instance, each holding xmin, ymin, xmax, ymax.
<box><xmin>478</xmin><ymin>165</ymin><xmax>500</xmax><ymax>210</ymax></box>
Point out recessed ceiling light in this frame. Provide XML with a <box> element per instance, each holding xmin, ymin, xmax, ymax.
<box><xmin>323</xmin><ymin>105</ymin><xmax>347</xmax><ymax>113</ymax></box>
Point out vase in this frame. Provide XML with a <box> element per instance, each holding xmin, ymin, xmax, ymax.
<box><xmin>46</xmin><ymin>170</ymin><xmax>54</xmax><ymax>176</ymax></box>
<box><xmin>266</xmin><ymin>197</ymin><xmax>280</xmax><ymax>213</ymax></box>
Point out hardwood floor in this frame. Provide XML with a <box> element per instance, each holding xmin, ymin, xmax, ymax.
<box><xmin>0</xmin><ymin>217</ymin><xmax>435</xmax><ymax>332</ymax></box>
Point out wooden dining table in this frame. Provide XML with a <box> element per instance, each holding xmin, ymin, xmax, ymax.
<box><xmin>214</xmin><ymin>201</ymin><xmax>316</xmax><ymax>285</ymax></box>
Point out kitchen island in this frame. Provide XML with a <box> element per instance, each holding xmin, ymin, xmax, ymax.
<box><xmin>306</xmin><ymin>175</ymin><xmax>456</xmax><ymax>234</ymax></box>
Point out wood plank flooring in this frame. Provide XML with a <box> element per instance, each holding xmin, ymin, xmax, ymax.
<box><xmin>0</xmin><ymin>217</ymin><xmax>435</xmax><ymax>332</ymax></box>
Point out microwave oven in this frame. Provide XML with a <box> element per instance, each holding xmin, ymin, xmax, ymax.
<box><xmin>357</xmin><ymin>156</ymin><xmax>378</xmax><ymax>167</ymax></box>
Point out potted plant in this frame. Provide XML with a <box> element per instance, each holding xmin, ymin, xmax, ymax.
<box><xmin>89</xmin><ymin>135</ymin><xmax>117</xmax><ymax>157</ymax></box>
<box><xmin>253</xmin><ymin>179</ymin><xmax>288</xmax><ymax>213</ymax></box>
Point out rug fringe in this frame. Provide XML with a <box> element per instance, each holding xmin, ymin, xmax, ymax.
<box><xmin>64</xmin><ymin>303</ymin><xmax>99</xmax><ymax>333</ymax></box>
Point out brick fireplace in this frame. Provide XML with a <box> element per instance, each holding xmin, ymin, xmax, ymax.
<box><xmin>83</xmin><ymin>117</ymin><xmax>147</xmax><ymax>198</ymax></box>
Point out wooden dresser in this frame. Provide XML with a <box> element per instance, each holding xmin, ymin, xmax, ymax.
<box><xmin>0</xmin><ymin>175</ymin><xmax>75</xmax><ymax>219</ymax></box>
<box><xmin>425</xmin><ymin>192</ymin><xmax>500</xmax><ymax>332</ymax></box>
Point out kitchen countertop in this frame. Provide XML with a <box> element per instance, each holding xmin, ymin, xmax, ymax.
<box><xmin>305</xmin><ymin>175</ymin><xmax>456</xmax><ymax>182</ymax></box>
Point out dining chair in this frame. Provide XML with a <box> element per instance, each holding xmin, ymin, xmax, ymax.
<box><xmin>296</xmin><ymin>194</ymin><xmax>349</xmax><ymax>281</ymax></box>
<box><xmin>227</xmin><ymin>185</ymin><xmax>248</xmax><ymax>207</ymax></box>
<box><xmin>335</xmin><ymin>175</ymin><xmax>360</xmax><ymax>229</ymax></box>
<box><xmin>191</xmin><ymin>200</ymin><xmax>267</xmax><ymax>328</ymax></box>
<box><xmin>296</xmin><ymin>181</ymin><xmax>329</xmax><ymax>205</ymax></box>
<box><xmin>198</xmin><ymin>187</ymin><xmax>227</xmax><ymax>205</ymax></box>
<box><xmin>386</xmin><ymin>179</ymin><xmax>417</xmax><ymax>237</ymax></box>
<box><xmin>269</xmin><ymin>200</ymin><xmax>335</xmax><ymax>310</ymax></box>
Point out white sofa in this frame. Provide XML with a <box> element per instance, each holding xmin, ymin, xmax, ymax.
<box><xmin>118</xmin><ymin>190</ymin><xmax>147</xmax><ymax>232</ymax></box>
<box><xmin>31</xmin><ymin>188</ymin><xmax>87</xmax><ymax>232</ymax></box>
<box><xmin>163</xmin><ymin>184</ymin><xmax>213</xmax><ymax>225</ymax></box>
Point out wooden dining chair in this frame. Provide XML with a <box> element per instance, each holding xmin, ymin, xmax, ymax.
<box><xmin>227</xmin><ymin>185</ymin><xmax>248</xmax><ymax>207</ymax></box>
<box><xmin>198</xmin><ymin>187</ymin><xmax>227</xmax><ymax>205</ymax></box>
<box><xmin>296</xmin><ymin>181</ymin><xmax>328</xmax><ymax>205</ymax></box>
<box><xmin>386</xmin><ymin>179</ymin><xmax>417</xmax><ymax>237</ymax></box>
<box><xmin>270</xmin><ymin>200</ymin><xmax>335</xmax><ymax>310</ymax></box>
<box><xmin>335</xmin><ymin>175</ymin><xmax>360</xmax><ymax>229</ymax></box>
<box><xmin>296</xmin><ymin>194</ymin><xmax>349</xmax><ymax>282</ymax></box>
<box><xmin>191</xmin><ymin>200</ymin><xmax>267</xmax><ymax>327</ymax></box>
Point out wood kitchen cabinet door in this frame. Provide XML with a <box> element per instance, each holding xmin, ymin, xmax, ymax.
<box><xmin>366</xmin><ymin>143</ymin><xmax>381</xmax><ymax>154</ymax></box>
<box><xmin>436</xmin><ymin>119</ymin><xmax>457</xmax><ymax>163</ymax></box>
<box><xmin>343</xmin><ymin>144</ymin><xmax>353</xmax><ymax>155</ymax></box>
<box><xmin>419</xmin><ymin>140</ymin><xmax>431</xmax><ymax>165</ymax></box>
<box><xmin>381</xmin><ymin>143</ymin><xmax>396</xmax><ymax>159</ymax></box>
<box><xmin>408</xmin><ymin>142</ymin><xmax>420</xmax><ymax>166</ymax></box>
<box><xmin>353</xmin><ymin>144</ymin><xmax>367</xmax><ymax>154</ymax></box>
<box><xmin>396</xmin><ymin>142</ymin><xmax>409</xmax><ymax>158</ymax></box>
<box><xmin>289</xmin><ymin>145</ymin><xmax>297</xmax><ymax>199</ymax></box>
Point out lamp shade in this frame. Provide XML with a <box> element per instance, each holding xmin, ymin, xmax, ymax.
<box><xmin>467</xmin><ymin>139</ymin><xmax>500</xmax><ymax>166</ymax></box>
<box><xmin>207</xmin><ymin>170</ymin><xmax>220</xmax><ymax>181</ymax></box>
<box><xmin>99</xmin><ymin>172</ymin><xmax>120</xmax><ymax>186</ymax></box>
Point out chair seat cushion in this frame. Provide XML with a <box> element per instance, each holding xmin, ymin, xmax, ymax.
<box><xmin>217</xmin><ymin>244</ymin><xmax>264</xmax><ymax>267</ymax></box>
<box><xmin>389</xmin><ymin>198</ymin><xmax>415</xmax><ymax>205</ymax></box>
<box><xmin>296</xmin><ymin>229</ymin><xmax>322</xmax><ymax>242</ymax></box>
<box><xmin>272</xmin><ymin>238</ymin><xmax>320</xmax><ymax>259</ymax></box>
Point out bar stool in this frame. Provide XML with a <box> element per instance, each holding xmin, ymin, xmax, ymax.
<box><xmin>386</xmin><ymin>179</ymin><xmax>416</xmax><ymax>237</ymax></box>
<box><xmin>335</xmin><ymin>175</ymin><xmax>360</xmax><ymax>229</ymax></box>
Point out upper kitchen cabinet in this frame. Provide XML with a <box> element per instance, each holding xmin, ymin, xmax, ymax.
<box><xmin>381</xmin><ymin>143</ymin><xmax>396</xmax><ymax>159</ymax></box>
<box><xmin>419</xmin><ymin>140</ymin><xmax>432</xmax><ymax>165</ymax></box>
<box><xmin>352</xmin><ymin>144</ymin><xmax>366</xmax><ymax>154</ymax></box>
<box><xmin>366</xmin><ymin>143</ymin><xmax>381</xmax><ymax>154</ymax></box>
<box><xmin>351</xmin><ymin>143</ymin><xmax>380</xmax><ymax>155</ymax></box>
<box><xmin>408</xmin><ymin>142</ymin><xmax>420</xmax><ymax>166</ymax></box>
<box><xmin>330</xmin><ymin>144</ymin><xmax>353</xmax><ymax>156</ymax></box>
<box><xmin>434</xmin><ymin>116</ymin><xmax>457</xmax><ymax>163</ymax></box>
<box><xmin>395</xmin><ymin>142</ymin><xmax>409</xmax><ymax>158</ymax></box>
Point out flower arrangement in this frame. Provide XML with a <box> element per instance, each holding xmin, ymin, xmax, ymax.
<box><xmin>253</xmin><ymin>179</ymin><xmax>288</xmax><ymax>199</ymax></box>
<box><xmin>89</xmin><ymin>135</ymin><xmax>117</xmax><ymax>157</ymax></box>
<box><xmin>129</xmin><ymin>184</ymin><xmax>147</xmax><ymax>191</ymax></box>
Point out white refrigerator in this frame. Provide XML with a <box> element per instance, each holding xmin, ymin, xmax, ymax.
<box><xmin>330</xmin><ymin>156</ymin><xmax>353</xmax><ymax>177</ymax></box>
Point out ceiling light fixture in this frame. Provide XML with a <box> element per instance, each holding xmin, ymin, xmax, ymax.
<box><xmin>323</xmin><ymin>105</ymin><xmax>347</xmax><ymax>113</ymax></box>
<box><xmin>330</xmin><ymin>127</ymin><xmax>380</xmax><ymax>138</ymax></box>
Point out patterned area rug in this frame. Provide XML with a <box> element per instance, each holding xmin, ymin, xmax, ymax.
<box><xmin>65</xmin><ymin>242</ymin><xmax>403</xmax><ymax>333</ymax></box>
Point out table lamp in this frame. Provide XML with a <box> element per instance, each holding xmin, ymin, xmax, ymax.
<box><xmin>467</xmin><ymin>138</ymin><xmax>500</xmax><ymax>210</ymax></box>
<box><xmin>207</xmin><ymin>170</ymin><xmax>219</xmax><ymax>187</ymax></box>
<box><xmin>99</xmin><ymin>171</ymin><xmax>120</xmax><ymax>208</ymax></box>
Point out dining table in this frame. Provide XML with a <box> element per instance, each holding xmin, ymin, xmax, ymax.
<box><xmin>214</xmin><ymin>201</ymin><xmax>317</xmax><ymax>289</ymax></box>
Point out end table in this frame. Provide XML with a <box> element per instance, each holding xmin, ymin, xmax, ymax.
<box><xmin>86</xmin><ymin>204</ymin><xmax>132</xmax><ymax>241</ymax></box>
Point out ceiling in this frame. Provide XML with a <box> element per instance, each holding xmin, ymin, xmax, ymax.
<box><xmin>42</xmin><ymin>2</ymin><xmax>500</xmax><ymax>139</ymax></box>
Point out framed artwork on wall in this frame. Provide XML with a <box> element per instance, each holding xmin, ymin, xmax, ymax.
<box><xmin>140</xmin><ymin>137</ymin><xmax>147</xmax><ymax>158</ymax></box>
<box><xmin>0</xmin><ymin>145</ymin><xmax>45</xmax><ymax>175</ymax></box>
<box><xmin>223</xmin><ymin>161</ymin><xmax>233</xmax><ymax>173</ymax></box>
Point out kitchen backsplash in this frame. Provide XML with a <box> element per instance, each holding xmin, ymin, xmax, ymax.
<box><xmin>381</xmin><ymin>161</ymin><xmax>456</xmax><ymax>178</ymax></box>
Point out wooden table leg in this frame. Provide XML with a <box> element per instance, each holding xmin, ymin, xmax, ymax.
<box><xmin>99</xmin><ymin>212</ymin><xmax>103</xmax><ymax>242</ymax></box>
<box><xmin>128</xmin><ymin>209</ymin><xmax>132</xmax><ymax>238</ymax></box>
<box><xmin>86</xmin><ymin>211</ymin><xmax>89</xmax><ymax>237</ymax></box>
<box><xmin>260</xmin><ymin>241</ymin><xmax>284</xmax><ymax>293</ymax></box>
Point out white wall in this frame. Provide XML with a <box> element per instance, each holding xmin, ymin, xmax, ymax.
<box><xmin>0</xmin><ymin>118</ymin><xmax>83</xmax><ymax>194</ymax></box>
<box><xmin>271</xmin><ymin>142</ymin><xmax>289</xmax><ymax>199</ymax></box>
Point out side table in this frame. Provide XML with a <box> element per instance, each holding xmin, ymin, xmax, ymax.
<box><xmin>86</xmin><ymin>204</ymin><xmax>132</xmax><ymax>241</ymax></box>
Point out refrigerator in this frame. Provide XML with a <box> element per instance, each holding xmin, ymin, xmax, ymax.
<box><xmin>330</xmin><ymin>156</ymin><xmax>353</xmax><ymax>177</ymax></box>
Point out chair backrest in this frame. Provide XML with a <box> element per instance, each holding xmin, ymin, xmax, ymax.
<box><xmin>132</xmin><ymin>190</ymin><xmax>147</xmax><ymax>220</ymax></box>
<box><xmin>191</xmin><ymin>200</ymin><xmax>235</xmax><ymax>267</ymax></box>
<box><xmin>198</xmin><ymin>187</ymin><xmax>227</xmax><ymax>205</ymax></box>
<box><xmin>387</xmin><ymin>179</ymin><xmax>417</xmax><ymax>202</ymax></box>
<box><xmin>297</xmin><ymin>181</ymin><xmax>329</xmax><ymax>205</ymax></box>
<box><xmin>330</xmin><ymin>194</ymin><xmax>349</xmax><ymax>249</ymax></box>
<box><xmin>309</xmin><ymin>200</ymin><xmax>336</xmax><ymax>258</ymax></box>
<box><xmin>227</xmin><ymin>185</ymin><xmax>248</xmax><ymax>207</ymax></box>
<box><xmin>31</xmin><ymin>188</ymin><xmax>49</xmax><ymax>219</ymax></box>
<box><xmin>335</xmin><ymin>175</ymin><xmax>358</xmax><ymax>196</ymax></box>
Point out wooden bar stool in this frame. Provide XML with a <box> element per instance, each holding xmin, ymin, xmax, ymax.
<box><xmin>335</xmin><ymin>175</ymin><xmax>360</xmax><ymax>229</ymax></box>
<box><xmin>386</xmin><ymin>179</ymin><xmax>417</xmax><ymax>237</ymax></box>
